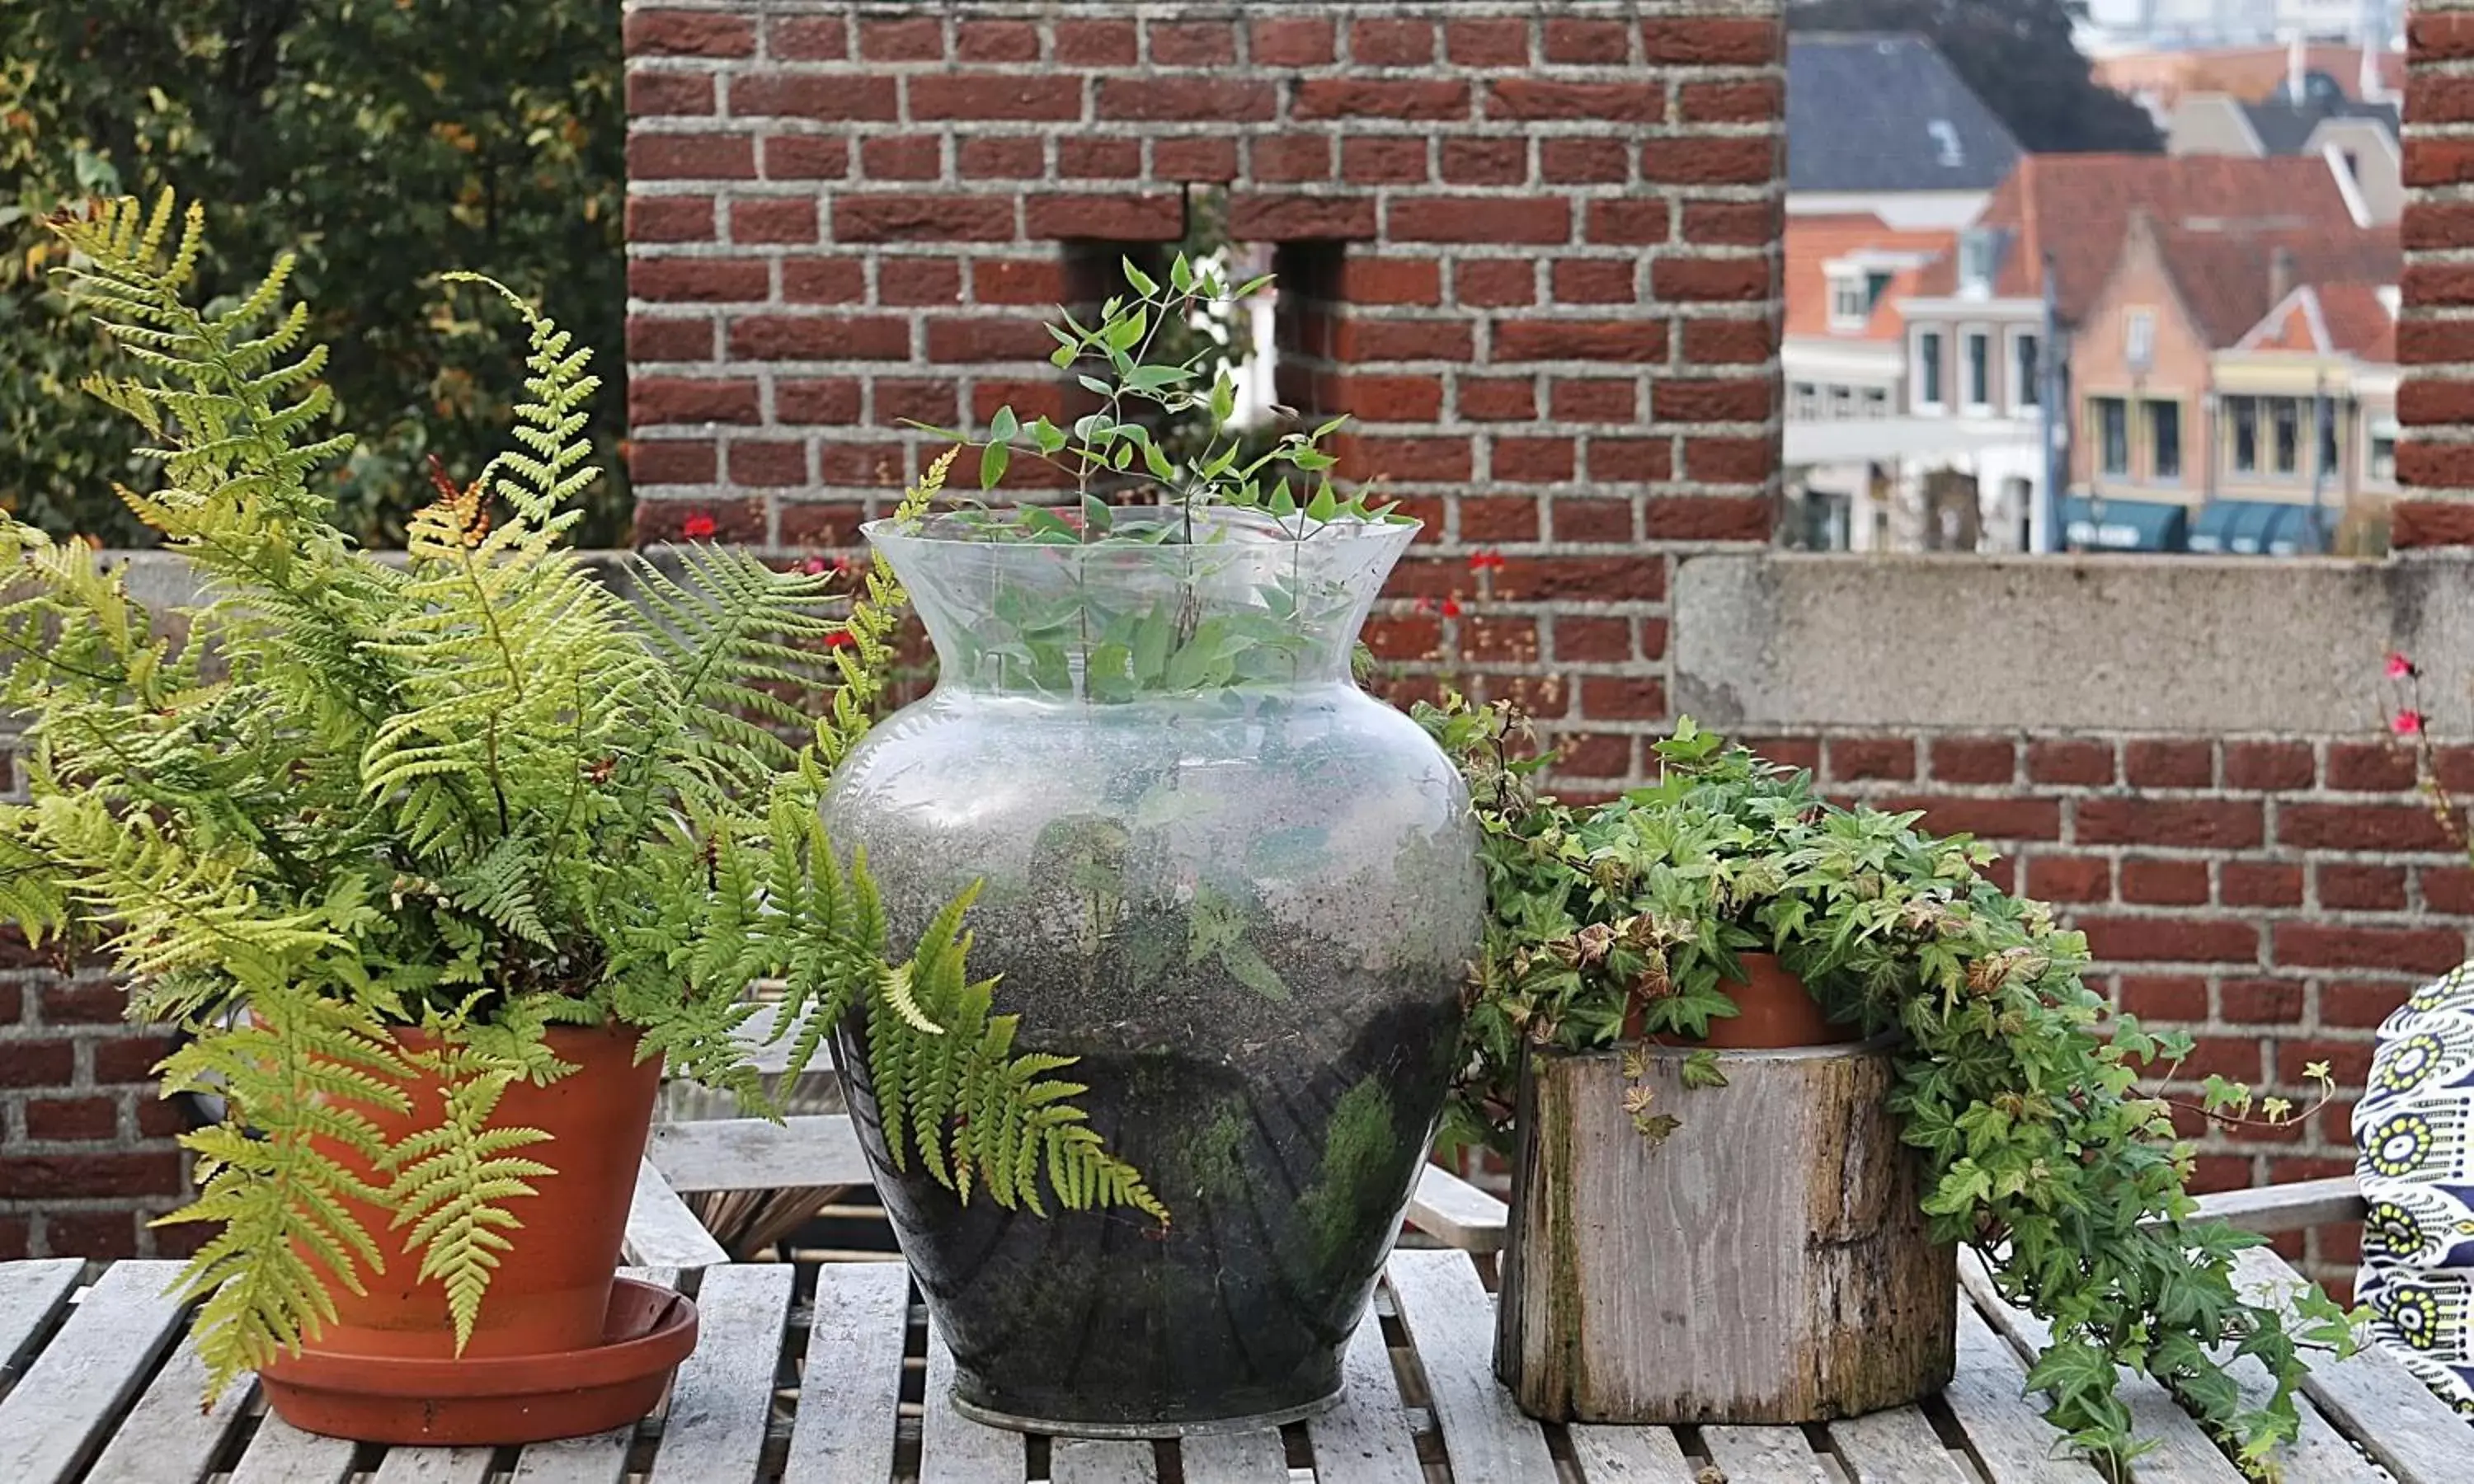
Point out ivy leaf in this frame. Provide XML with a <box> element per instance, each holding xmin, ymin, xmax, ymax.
<box><xmin>979</xmin><ymin>440</ymin><xmax>1009</xmax><ymax>491</ymax></box>
<box><xmin>989</xmin><ymin>406</ymin><xmax>1019</xmax><ymax>444</ymax></box>
<box><xmin>1680</xmin><ymin>1050</ymin><xmax>1729</xmax><ymax>1090</ymax></box>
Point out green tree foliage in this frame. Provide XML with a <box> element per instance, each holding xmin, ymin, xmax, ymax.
<box><xmin>1419</xmin><ymin>701</ymin><xmax>2359</xmax><ymax>1480</ymax></box>
<box><xmin>0</xmin><ymin>0</ymin><xmax>627</xmax><ymax>547</ymax></box>
<box><xmin>0</xmin><ymin>194</ymin><xmax>1155</xmax><ymax>1398</ymax></box>
<box><xmin>1789</xmin><ymin>0</ymin><xmax>2164</xmax><ymax>153</ymax></box>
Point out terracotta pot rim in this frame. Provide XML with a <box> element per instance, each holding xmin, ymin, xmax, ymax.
<box><xmin>262</xmin><ymin>1278</ymin><xmax>696</xmax><ymax>1398</ymax></box>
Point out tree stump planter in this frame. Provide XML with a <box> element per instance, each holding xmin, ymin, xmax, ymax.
<box><xmin>1495</xmin><ymin>1003</ymin><xmax>1954</xmax><ymax>1424</ymax></box>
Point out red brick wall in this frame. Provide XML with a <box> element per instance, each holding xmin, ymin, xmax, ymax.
<box><xmin>2401</xmin><ymin>0</ymin><xmax>2474</xmax><ymax>543</ymax></box>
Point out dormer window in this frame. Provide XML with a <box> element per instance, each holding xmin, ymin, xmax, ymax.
<box><xmin>1958</xmin><ymin>228</ymin><xmax>2007</xmax><ymax>299</ymax></box>
<box><xmin>1827</xmin><ymin>264</ymin><xmax>1897</xmax><ymax>332</ymax></box>
<box><xmin>1928</xmin><ymin>120</ymin><xmax>1964</xmax><ymax>168</ymax></box>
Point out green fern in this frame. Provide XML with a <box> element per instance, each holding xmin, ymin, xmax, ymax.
<box><xmin>0</xmin><ymin>190</ymin><xmax>1159</xmax><ymax>1402</ymax></box>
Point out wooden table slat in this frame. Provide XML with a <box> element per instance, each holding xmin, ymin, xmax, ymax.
<box><xmin>1382</xmin><ymin>1248</ymin><xmax>1557</xmax><ymax>1484</ymax></box>
<box><xmin>81</xmin><ymin>1344</ymin><xmax>257</xmax><ymax>1484</ymax></box>
<box><xmin>225</xmin><ymin>1416</ymin><xmax>360</xmax><ymax>1484</ymax></box>
<box><xmin>0</xmin><ymin>1259</ymin><xmax>189</xmax><ymax>1484</ymax></box>
<box><xmin>1959</xmin><ymin>1249</ymin><xmax>2248</xmax><ymax>1484</ymax></box>
<box><xmin>0</xmin><ymin>1259</ymin><xmax>81</xmax><ymax>1381</ymax></box>
<box><xmin>1823</xmin><ymin>1405</ymin><xmax>1973</xmax><ymax>1483</ymax></box>
<box><xmin>1566</xmin><ymin>1423</ymin><xmax>1700</xmax><ymax>1482</ymax></box>
<box><xmin>646</xmin><ymin>1115</ymin><xmax>871</xmax><ymax>1195</ymax></box>
<box><xmin>1702</xmin><ymin>1425</ymin><xmax>1831</xmax><ymax>1483</ymax></box>
<box><xmin>624</xmin><ymin>1160</ymin><xmax>729</xmax><ymax>1269</ymax></box>
<box><xmin>1301</xmin><ymin>1314</ymin><xmax>1425</xmax><ymax>1484</ymax></box>
<box><xmin>1940</xmin><ymin>1303</ymin><xmax>2106</xmax><ymax>1483</ymax></box>
<box><xmin>644</xmin><ymin>1263</ymin><xmax>794</xmax><ymax>1484</ymax></box>
<box><xmin>1406</xmin><ymin>1167</ymin><xmax>1508</xmax><ymax>1256</ymax></box>
<box><xmin>2229</xmin><ymin>1247</ymin><xmax>2474</xmax><ymax>1484</ymax></box>
<box><xmin>783</xmin><ymin>1260</ymin><xmax>910</xmax><ymax>1484</ymax></box>
<box><xmin>1051</xmin><ymin>1437</ymin><xmax>1159</xmax><ymax>1484</ymax></box>
<box><xmin>920</xmin><ymin>1327</ymin><xmax>1028</xmax><ymax>1483</ymax></box>
<box><xmin>504</xmin><ymin>1268</ymin><xmax>676</xmax><ymax>1484</ymax></box>
<box><xmin>1178</xmin><ymin>1428</ymin><xmax>1290</xmax><ymax>1483</ymax></box>
<box><xmin>369</xmin><ymin>1446</ymin><xmax>497</xmax><ymax>1483</ymax></box>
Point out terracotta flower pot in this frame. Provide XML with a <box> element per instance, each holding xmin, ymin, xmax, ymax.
<box><xmin>1639</xmin><ymin>951</ymin><xmax>1863</xmax><ymax>1050</ymax></box>
<box><xmin>260</xmin><ymin>1021</ymin><xmax>676</xmax><ymax>1443</ymax></box>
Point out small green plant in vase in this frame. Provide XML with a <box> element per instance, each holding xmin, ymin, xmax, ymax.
<box><xmin>1423</xmin><ymin>702</ymin><xmax>2363</xmax><ymax>1480</ymax></box>
<box><xmin>0</xmin><ymin>192</ymin><xmax>1151</xmax><ymax>1441</ymax></box>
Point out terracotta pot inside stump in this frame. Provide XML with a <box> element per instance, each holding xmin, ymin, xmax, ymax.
<box><xmin>1635</xmin><ymin>951</ymin><xmax>1863</xmax><ymax>1050</ymax></box>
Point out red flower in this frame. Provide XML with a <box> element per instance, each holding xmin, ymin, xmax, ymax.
<box><xmin>1439</xmin><ymin>596</ymin><xmax>1464</xmax><ymax>618</ymax></box>
<box><xmin>1468</xmin><ymin>549</ymin><xmax>1507</xmax><ymax>574</ymax></box>
<box><xmin>2394</xmin><ymin>709</ymin><xmax>2426</xmax><ymax>737</ymax></box>
<box><xmin>2387</xmin><ymin>651</ymin><xmax>2418</xmax><ymax>681</ymax></box>
<box><xmin>680</xmin><ymin>510</ymin><xmax>718</xmax><ymax>541</ymax></box>
<box><xmin>800</xmin><ymin>556</ymin><xmax>829</xmax><ymax>575</ymax></box>
<box><xmin>824</xmin><ymin>630</ymin><xmax>857</xmax><ymax>650</ymax></box>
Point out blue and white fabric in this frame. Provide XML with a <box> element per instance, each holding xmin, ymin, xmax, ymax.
<box><xmin>2354</xmin><ymin>962</ymin><xmax>2474</xmax><ymax>1416</ymax></box>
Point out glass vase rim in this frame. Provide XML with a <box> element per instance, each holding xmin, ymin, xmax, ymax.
<box><xmin>860</xmin><ymin>510</ymin><xmax>1425</xmax><ymax>551</ymax></box>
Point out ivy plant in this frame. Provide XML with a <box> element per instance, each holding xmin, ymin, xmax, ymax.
<box><xmin>0</xmin><ymin>192</ymin><xmax>1155</xmax><ymax>1399</ymax></box>
<box><xmin>1419</xmin><ymin>700</ymin><xmax>2363</xmax><ymax>1481</ymax></box>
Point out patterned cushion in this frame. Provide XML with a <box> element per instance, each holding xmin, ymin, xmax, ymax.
<box><xmin>2354</xmin><ymin>962</ymin><xmax>2474</xmax><ymax>1416</ymax></box>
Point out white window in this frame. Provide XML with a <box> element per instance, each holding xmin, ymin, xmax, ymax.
<box><xmin>1790</xmin><ymin>381</ymin><xmax>1820</xmax><ymax>420</ymax></box>
<box><xmin>1962</xmin><ymin>330</ymin><xmax>1993</xmax><ymax>413</ymax></box>
<box><xmin>2011</xmin><ymin>331</ymin><xmax>2041</xmax><ymax>410</ymax></box>
<box><xmin>1862</xmin><ymin>387</ymin><xmax>1888</xmax><ymax>420</ymax></box>
<box><xmin>2370</xmin><ymin>415</ymin><xmax>2399</xmax><ymax>485</ymax></box>
<box><xmin>1958</xmin><ymin>228</ymin><xmax>2006</xmax><ymax>298</ymax></box>
<box><xmin>1915</xmin><ymin>329</ymin><xmax>1945</xmax><ymax>413</ymax></box>
<box><xmin>2125</xmin><ymin>309</ymin><xmax>2157</xmax><ymax>375</ymax></box>
<box><xmin>1828</xmin><ymin>385</ymin><xmax>1854</xmax><ymax>420</ymax></box>
<box><xmin>1828</xmin><ymin>270</ymin><xmax>1871</xmax><ymax>331</ymax></box>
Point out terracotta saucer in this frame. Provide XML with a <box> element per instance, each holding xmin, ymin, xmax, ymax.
<box><xmin>260</xmin><ymin>1277</ymin><xmax>699</xmax><ymax>1445</ymax></box>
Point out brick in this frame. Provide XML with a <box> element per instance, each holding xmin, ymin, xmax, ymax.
<box><xmin>26</xmin><ymin>1096</ymin><xmax>117</xmax><ymax>1141</ymax></box>
<box><xmin>728</xmin><ymin>75</ymin><xmax>897</xmax><ymax>121</ymax></box>
<box><xmin>2318</xmin><ymin>862</ymin><xmax>2408</xmax><ymax>910</ymax></box>
<box><xmin>957</xmin><ymin>137</ymin><xmax>1046</xmax><ymax>180</ymax></box>
<box><xmin>767</xmin><ymin>16</ymin><xmax>847</xmax><ymax>60</ymax></box>
<box><xmin>926</xmin><ymin>317</ymin><xmax>1055</xmax><ymax>363</ymax></box>
<box><xmin>2397</xmin><ymin>378</ymin><xmax>2474</xmax><ymax>426</ymax></box>
<box><xmin>781</xmin><ymin>258</ymin><xmax>867</xmax><ymax>303</ymax></box>
<box><xmin>1653</xmin><ymin>378</ymin><xmax>1771</xmax><ymax>423</ymax></box>
<box><xmin>1147</xmin><ymin>19</ymin><xmax>1235</xmax><ymax>66</ymax></box>
<box><xmin>628</xmin><ymin>439</ymin><xmax>716</xmax><ymax>485</ymax></box>
<box><xmin>1680</xmin><ymin>79</ymin><xmax>1785</xmax><ymax>124</ymax></box>
<box><xmin>1684</xmin><ymin>200</ymin><xmax>1781</xmax><ymax>247</ymax></box>
<box><xmin>1339</xmin><ymin>137</ymin><xmax>1432</xmax><ymax>185</ymax></box>
<box><xmin>1024</xmin><ymin>192</ymin><xmax>1186</xmax><ymax>242</ymax></box>
<box><xmin>764</xmin><ymin>136</ymin><xmax>850</xmax><ymax>180</ymax></box>
<box><xmin>1329</xmin><ymin>374</ymin><xmax>1444</xmax><ymax>422</ymax></box>
<box><xmin>1492</xmin><ymin>436</ymin><xmax>1574</xmax><ymax>484</ymax></box>
<box><xmin>1559</xmin><ymin>734</ymin><xmax>1634</xmax><ymax>779</ymax></box>
<box><xmin>0</xmin><ymin>1152</ymin><xmax>182</xmax><ymax>1199</ymax></box>
<box><xmin>1581</xmin><ymin>676</ymin><xmax>1666</xmax><ymax>721</ymax></box>
<box><xmin>1096</xmin><ymin>77</ymin><xmax>1275</xmax><ymax>123</ymax></box>
<box><xmin>2426</xmin><ymin>865</ymin><xmax>2474</xmax><ymax>914</ymax></box>
<box><xmin>1457</xmin><ymin>376</ymin><xmax>1536</xmax><ymax>421</ymax></box>
<box><xmin>2323</xmin><ymin>741</ymin><xmax>2417</xmax><ymax>791</ymax></box>
<box><xmin>2220</xmin><ymin>978</ymin><xmax>2305</xmax><ymax>1023</ymax></box>
<box><xmin>628</xmin><ymin>133</ymin><xmax>755</xmax><ymax>181</ymax></box>
<box><xmin>1456</xmin><ymin>260</ymin><xmax>1536</xmax><ymax>308</ymax></box>
<box><xmin>1058</xmin><ymin>138</ymin><xmax>1141</xmax><ymax>179</ymax></box>
<box><xmin>2405</xmin><ymin>138</ymin><xmax>2474</xmax><ymax>188</ymax></box>
<box><xmin>1442</xmin><ymin>139</ymin><xmax>1530</xmax><ymax>186</ymax></box>
<box><xmin>1642</xmin><ymin>138</ymin><xmax>1780</xmax><ymax>186</ymax></box>
<box><xmin>1251</xmin><ymin>134</ymin><xmax>1333</xmax><ymax>183</ymax></box>
<box><xmin>627</xmin><ymin>195</ymin><xmax>715</xmax><ymax>243</ymax></box>
<box><xmin>1251</xmin><ymin>17</ymin><xmax>1334</xmax><ymax>67</ymax></box>
<box><xmin>1543</xmin><ymin>18</ymin><xmax>1632</xmax><ymax>63</ymax></box>
<box><xmin>1680</xmin><ymin>317</ymin><xmax>1775</xmax><ymax>364</ymax></box>
<box><xmin>1336</xmin><ymin>434</ymin><xmax>1471</xmax><ymax>483</ymax></box>
<box><xmin>628</xmin><ymin>71</ymin><xmax>715</xmax><ymax>116</ymax></box>
<box><xmin>2027</xmin><ymin>855</ymin><xmax>2112</xmax><ymax>903</ymax></box>
<box><xmin>778</xmin><ymin>501</ymin><xmax>871</xmax><ymax>548</ymax></box>
<box><xmin>1338</xmin><ymin>258</ymin><xmax>1442</xmax><ymax>306</ymax></box>
<box><xmin>627</xmin><ymin>315</ymin><xmax>711</xmax><ymax>362</ymax></box>
<box><xmin>2077</xmin><ymin>798</ymin><xmax>2262</xmax><ymax>849</ymax></box>
<box><xmin>1153</xmin><ymin>138</ymin><xmax>1239</xmax><ymax>182</ymax></box>
<box><xmin>1550</xmin><ymin>378</ymin><xmax>1637</xmax><ymax>421</ymax></box>
<box><xmin>1351</xmin><ymin>18</ymin><xmax>1436</xmax><ymax>66</ymax></box>
<box><xmin>91</xmin><ymin>1036</ymin><xmax>176</xmax><ymax>1083</ymax></box>
<box><xmin>1827</xmin><ymin>737</ymin><xmax>1914</xmax><ymax>782</ymax></box>
<box><xmin>1541</xmin><ymin>139</ymin><xmax>1630</xmax><ymax>185</ymax></box>
<box><xmin>1587</xmin><ymin>437</ymin><xmax>1672</xmax><ymax>482</ymax></box>
<box><xmin>1298</xmin><ymin>79</ymin><xmax>1471</xmax><ymax>121</ymax></box>
<box><xmin>1490</xmin><ymin>555</ymin><xmax>1664</xmax><ymax>602</ymax></box>
<box><xmin>859</xmin><ymin>135</ymin><xmax>943</xmax><ymax>181</ymax></box>
<box><xmin>1552</xmin><ymin>260</ymin><xmax>1634</xmax><ymax>304</ymax></box>
<box><xmin>1931</xmin><ymin>737</ymin><xmax>2015</xmax><ymax>785</ymax></box>
<box><xmin>2118</xmin><ymin>974</ymin><xmax>2209</xmax><ymax>1019</ymax></box>
<box><xmin>2124</xmin><ymin>740</ymin><xmax>2213</xmax><ymax>788</ymax></box>
<box><xmin>729</xmin><ymin>196</ymin><xmax>816</xmax><ymax>243</ymax></box>
<box><xmin>878</xmin><ymin>258</ymin><xmax>962</xmax><ymax>307</ymax></box>
<box><xmin>1683</xmin><ymin>436</ymin><xmax>1775</xmax><ymax>483</ymax></box>
<box><xmin>630</xmin><ymin>376</ymin><xmax>761</xmax><ymax>425</ymax></box>
<box><xmin>2026</xmin><ymin>739</ymin><xmax>2114</xmax><ymax>785</ymax></box>
<box><xmin>46</xmin><ymin>1209</ymin><xmax>143</xmax><ymax>1261</ymax></box>
<box><xmin>954</xmin><ymin>18</ymin><xmax>1039</xmax><ymax>62</ymax></box>
<box><xmin>625</xmin><ymin>10</ymin><xmax>754</xmax><ymax>58</ymax></box>
<box><xmin>2120</xmin><ymin>858</ymin><xmax>2209</xmax><ymax>905</ymax></box>
<box><xmin>727</xmin><ymin>314</ymin><xmax>908</xmax><ymax>361</ymax></box>
<box><xmin>1391</xmin><ymin>196</ymin><xmax>1569</xmax><ymax>245</ymax></box>
<box><xmin>2322</xmin><ymin>979</ymin><xmax>2415</xmax><ymax>1027</ymax></box>
<box><xmin>2274</xmin><ymin>923</ymin><xmax>2466</xmax><ymax>974</ymax></box>
<box><xmin>1555</xmin><ymin>495</ymin><xmax>1638</xmax><ymax>542</ymax></box>
<box><xmin>1335</xmin><ymin>318</ymin><xmax>1474</xmax><ymax>362</ymax></box>
<box><xmin>37</xmin><ymin>982</ymin><xmax>121</xmax><ymax>1025</ymax></box>
<box><xmin>1228</xmin><ymin>193</ymin><xmax>1378</xmax><ymax>242</ymax></box>
<box><xmin>1495</xmin><ymin>319</ymin><xmax>1666</xmax><ymax>363</ymax></box>
<box><xmin>1459</xmin><ymin>495</ymin><xmax>1541</xmax><ymax>541</ymax></box>
<box><xmin>1554</xmin><ymin>616</ymin><xmax>1631</xmax><ymax>663</ymax></box>
<box><xmin>1873</xmin><ymin>796</ymin><xmax>2063</xmax><ymax>842</ymax></box>
<box><xmin>834</xmin><ymin>195</ymin><xmax>1013</xmax><ymax>243</ymax></box>
<box><xmin>909</xmin><ymin>74</ymin><xmax>1084</xmax><ymax>122</ymax></box>
<box><xmin>2222</xmin><ymin>862</ymin><xmax>2304</xmax><ymax>907</ymax></box>
<box><xmin>1487</xmin><ymin>80</ymin><xmax>1663</xmax><ymax>123</ymax></box>
<box><xmin>727</xmin><ymin>440</ymin><xmax>809</xmax><ymax>487</ymax></box>
<box><xmin>2392</xmin><ymin>500</ymin><xmax>2474</xmax><ymax>548</ymax></box>
<box><xmin>1055</xmin><ymin>17</ymin><xmax>1136</xmax><ymax>64</ymax></box>
<box><xmin>2224</xmin><ymin>740</ymin><xmax>2316</xmax><ymax>791</ymax></box>
<box><xmin>1646</xmin><ymin>495</ymin><xmax>1770</xmax><ymax>541</ymax></box>
<box><xmin>1653</xmin><ymin>256</ymin><xmax>1771</xmax><ymax>303</ymax></box>
<box><xmin>629</xmin><ymin>256</ymin><xmax>765</xmax><ymax>304</ymax></box>
<box><xmin>857</xmin><ymin>16</ymin><xmax>943</xmax><ymax>60</ymax></box>
<box><xmin>816</xmin><ymin>443</ymin><xmax>912</xmax><ymax>487</ymax></box>
<box><xmin>1446</xmin><ymin>18</ymin><xmax>1531</xmax><ymax>67</ymax></box>
<box><xmin>2279</xmin><ymin>801</ymin><xmax>2459</xmax><ymax>852</ymax></box>
<box><xmin>638</xmin><ymin>498</ymin><xmax>765</xmax><ymax>544</ymax></box>
<box><xmin>1640</xmin><ymin>17</ymin><xmax>1780</xmax><ymax>65</ymax></box>
<box><xmin>2078</xmin><ymin>916</ymin><xmax>2259</xmax><ymax>965</ymax></box>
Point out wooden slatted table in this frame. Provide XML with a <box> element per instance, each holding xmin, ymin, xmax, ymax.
<box><xmin>1</xmin><ymin>1237</ymin><xmax>2463</xmax><ymax>1484</ymax></box>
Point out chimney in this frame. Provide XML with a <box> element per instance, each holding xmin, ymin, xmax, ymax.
<box><xmin>2269</xmin><ymin>244</ymin><xmax>2297</xmax><ymax>304</ymax></box>
<box><xmin>2287</xmin><ymin>34</ymin><xmax>2306</xmax><ymax>103</ymax></box>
